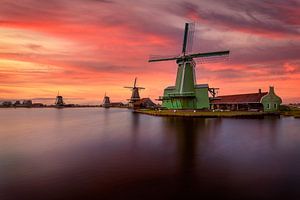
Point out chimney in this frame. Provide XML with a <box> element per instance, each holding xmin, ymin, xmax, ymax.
<box><xmin>258</xmin><ymin>89</ymin><xmax>262</xmax><ymax>94</ymax></box>
<box><xmin>269</xmin><ymin>86</ymin><xmax>275</xmax><ymax>94</ymax></box>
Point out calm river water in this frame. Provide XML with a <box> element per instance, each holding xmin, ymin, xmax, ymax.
<box><xmin>0</xmin><ymin>108</ymin><xmax>300</xmax><ymax>200</ymax></box>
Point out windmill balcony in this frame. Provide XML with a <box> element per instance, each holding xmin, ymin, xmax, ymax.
<box><xmin>168</xmin><ymin>92</ymin><xmax>195</xmax><ymax>97</ymax></box>
<box><xmin>159</xmin><ymin>92</ymin><xmax>196</xmax><ymax>100</ymax></box>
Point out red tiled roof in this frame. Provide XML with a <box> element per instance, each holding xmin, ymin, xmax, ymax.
<box><xmin>134</xmin><ymin>98</ymin><xmax>156</xmax><ymax>106</ymax></box>
<box><xmin>211</xmin><ymin>92</ymin><xmax>268</xmax><ymax>104</ymax></box>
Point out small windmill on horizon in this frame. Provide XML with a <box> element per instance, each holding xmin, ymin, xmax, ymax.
<box><xmin>148</xmin><ymin>22</ymin><xmax>230</xmax><ymax>110</ymax></box>
<box><xmin>55</xmin><ymin>90</ymin><xmax>65</xmax><ymax>107</ymax></box>
<box><xmin>102</xmin><ymin>92</ymin><xmax>111</xmax><ymax>108</ymax></box>
<box><xmin>124</xmin><ymin>77</ymin><xmax>145</xmax><ymax>105</ymax></box>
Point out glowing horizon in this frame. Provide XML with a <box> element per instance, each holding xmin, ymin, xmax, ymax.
<box><xmin>0</xmin><ymin>0</ymin><xmax>299</xmax><ymax>104</ymax></box>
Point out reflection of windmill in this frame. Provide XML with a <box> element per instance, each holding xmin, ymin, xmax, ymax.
<box><xmin>148</xmin><ymin>23</ymin><xmax>230</xmax><ymax>110</ymax></box>
<box><xmin>124</xmin><ymin>77</ymin><xmax>145</xmax><ymax>103</ymax></box>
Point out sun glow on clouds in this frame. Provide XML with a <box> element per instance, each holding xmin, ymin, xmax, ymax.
<box><xmin>0</xmin><ymin>0</ymin><xmax>299</xmax><ymax>103</ymax></box>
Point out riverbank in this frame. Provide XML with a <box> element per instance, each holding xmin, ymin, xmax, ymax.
<box><xmin>134</xmin><ymin>109</ymin><xmax>281</xmax><ymax>118</ymax></box>
<box><xmin>280</xmin><ymin>110</ymin><xmax>300</xmax><ymax>118</ymax></box>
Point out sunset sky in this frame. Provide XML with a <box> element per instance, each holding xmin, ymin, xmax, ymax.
<box><xmin>0</xmin><ymin>0</ymin><xmax>299</xmax><ymax>104</ymax></box>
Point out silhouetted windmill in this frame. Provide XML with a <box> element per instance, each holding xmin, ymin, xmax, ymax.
<box><xmin>55</xmin><ymin>91</ymin><xmax>64</xmax><ymax>107</ymax></box>
<box><xmin>148</xmin><ymin>23</ymin><xmax>230</xmax><ymax>109</ymax></box>
<box><xmin>124</xmin><ymin>77</ymin><xmax>145</xmax><ymax>103</ymax></box>
<box><xmin>102</xmin><ymin>92</ymin><xmax>111</xmax><ymax>108</ymax></box>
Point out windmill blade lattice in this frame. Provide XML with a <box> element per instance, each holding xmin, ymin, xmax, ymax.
<box><xmin>148</xmin><ymin>54</ymin><xmax>180</xmax><ymax>62</ymax></box>
<box><xmin>186</xmin><ymin>22</ymin><xmax>195</xmax><ymax>54</ymax></box>
<box><xmin>194</xmin><ymin>53</ymin><xmax>229</xmax><ymax>64</ymax></box>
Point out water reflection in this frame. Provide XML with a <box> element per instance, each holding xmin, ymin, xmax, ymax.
<box><xmin>163</xmin><ymin>118</ymin><xmax>201</xmax><ymax>171</ymax></box>
<box><xmin>163</xmin><ymin>118</ymin><xmax>203</xmax><ymax>197</ymax></box>
<box><xmin>129</xmin><ymin>112</ymin><xmax>140</xmax><ymax>148</ymax></box>
<box><xmin>0</xmin><ymin>109</ymin><xmax>300</xmax><ymax>200</ymax></box>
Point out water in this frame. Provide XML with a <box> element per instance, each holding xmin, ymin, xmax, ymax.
<box><xmin>0</xmin><ymin>108</ymin><xmax>300</xmax><ymax>200</ymax></box>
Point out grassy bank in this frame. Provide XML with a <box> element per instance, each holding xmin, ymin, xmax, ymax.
<box><xmin>280</xmin><ymin>110</ymin><xmax>300</xmax><ymax>118</ymax></box>
<box><xmin>134</xmin><ymin>109</ymin><xmax>279</xmax><ymax>118</ymax></box>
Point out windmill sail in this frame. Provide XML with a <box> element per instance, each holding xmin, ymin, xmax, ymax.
<box><xmin>134</xmin><ymin>78</ymin><xmax>137</xmax><ymax>87</ymax></box>
<box><xmin>148</xmin><ymin>54</ymin><xmax>180</xmax><ymax>62</ymax></box>
<box><xmin>182</xmin><ymin>23</ymin><xmax>189</xmax><ymax>55</ymax></box>
<box><xmin>190</xmin><ymin>50</ymin><xmax>230</xmax><ymax>63</ymax></box>
<box><xmin>149</xmin><ymin>23</ymin><xmax>195</xmax><ymax>62</ymax></box>
<box><xmin>189</xmin><ymin>50</ymin><xmax>230</xmax><ymax>59</ymax></box>
<box><xmin>186</xmin><ymin>22</ymin><xmax>195</xmax><ymax>54</ymax></box>
<box><xmin>181</xmin><ymin>23</ymin><xmax>196</xmax><ymax>55</ymax></box>
<box><xmin>148</xmin><ymin>22</ymin><xmax>229</xmax><ymax>64</ymax></box>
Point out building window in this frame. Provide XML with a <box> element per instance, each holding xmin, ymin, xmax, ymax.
<box><xmin>267</xmin><ymin>104</ymin><xmax>270</xmax><ymax>109</ymax></box>
<box><xmin>274</xmin><ymin>104</ymin><xmax>277</xmax><ymax>109</ymax></box>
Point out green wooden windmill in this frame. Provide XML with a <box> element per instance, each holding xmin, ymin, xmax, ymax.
<box><xmin>149</xmin><ymin>23</ymin><xmax>230</xmax><ymax>110</ymax></box>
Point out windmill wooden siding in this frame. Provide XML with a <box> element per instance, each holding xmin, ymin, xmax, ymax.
<box><xmin>261</xmin><ymin>87</ymin><xmax>282</xmax><ymax>112</ymax></box>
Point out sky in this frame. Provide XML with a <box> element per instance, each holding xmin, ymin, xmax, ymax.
<box><xmin>0</xmin><ymin>0</ymin><xmax>299</xmax><ymax>104</ymax></box>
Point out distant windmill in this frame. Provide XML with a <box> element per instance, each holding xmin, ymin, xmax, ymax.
<box><xmin>148</xmin><ymin>23</ymin><xmax>230</xmax><ymax>110</ymax></box>
<box><xmin>124</xmin><ymin>77</ymin><xmax>145</xmax><ymax>104</ymax></box>
<box><xmin>55</xmin><ymin>91</ymin><xmax>65</xmax><ymax>107</ymax></box>
<box><xmin>102</xmin><ymin>92</ymin><xmax>111</xmax><ymax>108</ymax></box>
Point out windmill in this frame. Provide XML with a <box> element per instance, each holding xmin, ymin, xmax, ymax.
<box><xmin>102</xmin><ymin>92</ymin><xmax>111</xmax><ymax>108</ymax></box>
<box><xmin>55</xmin><ymin>91</ymin><xmax>65</xmax><ymax>107</ymax></box>
<box><xmin>124</xmin><ymin>77</ymin><xmax>145</xmax><ymax>104</ymax></box>
<box><xmin>148</xmin><ymin>23</ymin><xmax>230</xmax><ymax>109</ymax></box>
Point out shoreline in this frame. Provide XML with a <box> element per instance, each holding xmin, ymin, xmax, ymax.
<box><xmin>134</xmin><ymin>109</ymin><xmax>282</xmax><ymax>118</ymax></box>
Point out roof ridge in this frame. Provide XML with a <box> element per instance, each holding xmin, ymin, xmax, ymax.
<box><xmin>218</xmin><ymin>92</ymin><xmax>267</xmax><ymax>97</ymax></box>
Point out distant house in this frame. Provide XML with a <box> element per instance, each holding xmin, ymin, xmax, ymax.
<box><xmin>211</xmin><ymin>87</ymin><xmax>282</xmax><ymax>112</ymax></box>
<box><xmin>13</xmin><ymin>100</ymin><xmax>21</xmax><ymax>106</ymax></box>
<box><xmin>32</xmin><ymin>103</ymin><xmax>44</xmax><ymax>107</ymax></box>
<box><xmin>110</xmin><ymin>102</ymin><xmax>124</xmax><ymax>107</ymax></box>
<box><xmin>22</xmin><ymin>100</ymin><xmax>33</xmax><ymax>107</ymax></box>
<box><xmin>1</xmin><ymin>101</ymin><xmax>12</xmax><ymax>107</ymax></box>
<box><xmin>261</xmin><ymin>87</ymin><xmax>283</xmax><ymax>112</ymax></box>
<box><xmin>133</xmin><ymin>98</ymin><xmax>156</xmax><ymax>109</ymax></box>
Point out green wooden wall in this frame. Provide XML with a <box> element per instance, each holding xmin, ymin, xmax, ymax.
<box><xmin>261</xmin><ymin>86</ymin><xmax>282</xmax><ymax>112</ymax></box>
